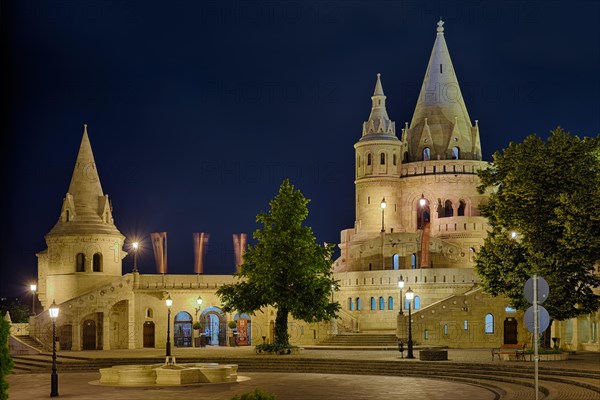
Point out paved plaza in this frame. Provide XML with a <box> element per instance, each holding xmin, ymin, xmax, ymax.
<box><xmin>7</xmin><ymin>347</ymin><xmax>600</xmax><ymax>400</ymax></box>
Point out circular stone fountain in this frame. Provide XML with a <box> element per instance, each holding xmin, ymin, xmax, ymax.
<box><xmin>99</xmin><ymin>359</ymin><xmax>239</xmax><ymax>386</ymax></box>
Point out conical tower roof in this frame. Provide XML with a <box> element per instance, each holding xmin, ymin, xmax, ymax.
<box><xmin>360</xmin><ymin>73</ymin><xmax>397</xmax><ymax>141</ymax></box>
<box><xmin>406</xmin><ymin>20</ymin><xmax>481</xmax><ymax>161</ymax></box>
<box><xmin>47</xmin><ymin>125</ymin><xmax>123</xmax><ymax>237</ymax></box>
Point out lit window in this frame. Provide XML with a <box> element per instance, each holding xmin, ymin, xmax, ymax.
<box><xmin>505</xmin><ymin>307</ymin><xmax>517</xmax><ymax>313</ymax></box>
<box><xmin>393</xmin><ymin>254</ymin><xmax>400</xmax><ymax>270</ymax></box>
<box><xmin>370</xmin><ymin>297</ymin><xmax>376</xmax><ymax>310</ymax></box>
<box><xmin>411</xmin><ymin>253</ymin><xmax>417</xmax><ymax>269</ymax></box>
<box><xmin>348</xmin><ymin>298</ymin><xmax>354</xmax><ymax>311</ymax></box>
<box><xmin>379</xmin><ymin>297</ymin><xmax>385</xmax><ymax>310</ymax></box>
<box><xmin>452</xmin><ymin>146</ymin><xmax>459</xmax><ymax>160</ymax></box>
<box><xmin>443</xmin><ymin>324</ymin><xmax>448</xmax><ymax>336</ymax></box>
<box><xmin>423</xmin><ymin>147</ymin><xmax>431</xmax><ymax>161</ymax></box>
<box><xmin>388</xmin><ymin>296</ymin><xmax>394</xmax><ymax>310</ymax></box>
<box><xmin>414</xmin><ymin>296</ymin><xmax>421</xmax><ymax>310</ymax></box>
<box><xmin>464</xmin><ymin>320</ymin><xmax>469</xmax><ymax>330</ymax></box>
<box><xmin>356</xmin><ymin>297</ymin><xmax>361</xmax><ymax>311</ymax></box>
<box><xmin>485</xmin><ymin>313</ymin><xmax>494</xmax><ymax>334</ymax></box>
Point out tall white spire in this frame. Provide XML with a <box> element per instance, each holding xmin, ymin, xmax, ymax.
<box><xmin>361</xmin><ymin>73</ymin><xmax>396</xmax><ymax>139</ymax></box>
<box><xmin>406</xmin><ymin>20</ymin><xmax>481</xmax><ymax>161</ymax></box>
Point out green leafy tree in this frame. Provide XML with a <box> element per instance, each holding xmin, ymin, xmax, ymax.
<box><xmin>0</xmin><ymin>317</ymin><xmax>13</xmax><ymax>400</ymax></box>
<box><xmin>475</xmin><ymin>127</ymin><xmax>600</xmax><ymax>320</ymax></box>
<box><xmin>217</xmin><ymin>179</ymin><xmax>339</xmax><ymax>349</ymax></box>
<box><xmin>0</xmin><ymin>298</ymin><xmax>30</xmax><ymax>324</ymax></box>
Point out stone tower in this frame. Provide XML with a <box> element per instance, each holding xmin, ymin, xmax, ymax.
<box><xmin>36</xmin><ymin>125</ymin><xmax>126</xmax><ymax>308</ymax></box>
<box><xmin>354</xmin><ymin>73</ymin><xmax>403</xmax><ymax>236</ymax></box>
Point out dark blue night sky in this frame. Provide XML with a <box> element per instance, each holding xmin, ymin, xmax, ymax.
<box><xmin>1</xmin><ymin>1</ymin><xmax>599</xmax><ymax>297</ymax></box>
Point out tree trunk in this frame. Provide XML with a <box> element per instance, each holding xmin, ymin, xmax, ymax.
<box><xmin>274</xmin><ymin>308</ymin><xmax>289</xmax><ymax>348</ymax></box>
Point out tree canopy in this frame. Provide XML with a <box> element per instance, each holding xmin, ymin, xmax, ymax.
<box><xmin>475</xmin><ymin>127</ymin><xmax>600</xmax><ymax>320</ymax></box>
<box><xmin>216</xmin><ymin>179</ymin><xmax>339</xmax><ymax>348</ymax></box>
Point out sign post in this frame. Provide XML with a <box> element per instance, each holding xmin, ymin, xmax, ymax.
<box><xmin>524</xmin><ymin>275</ymin><xmax>550</xmax><ymax>400</ymax></box>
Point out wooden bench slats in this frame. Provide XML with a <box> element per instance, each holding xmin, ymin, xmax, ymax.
<box><xmin>491</xmin><ymin>343</ymin><xmax>525</xmax><ymax>361</ymax></box>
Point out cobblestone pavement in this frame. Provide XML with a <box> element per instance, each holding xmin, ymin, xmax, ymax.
<box><xmin>8</xmin><ymin>347</ymin><xmax>600</xmax><ymax>399</ymax></box>
<box><xmin>8</xmin><ymin>372</ymin><xmax>498</xmax><ymax>400</ymax></box>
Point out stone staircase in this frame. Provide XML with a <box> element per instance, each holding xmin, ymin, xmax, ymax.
<box><xmin>316</xmin><ymin>333</ymin><xmax>398</xmax><ymax>348</ymax></box>
<box><xmin>14</xmin><ymin>335</ymin><xmax>47</xmax><ymax>352</ymax></box>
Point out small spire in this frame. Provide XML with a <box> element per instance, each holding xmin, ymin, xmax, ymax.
<box><xmin>437</xmin><ymin>19</ymin><xmax>444</xmax><ymax>35</ymax></box>
<box><xmin>373</xmin><ymin>73</ymin><xmax>385</xmax><ymax>96</ymax></box>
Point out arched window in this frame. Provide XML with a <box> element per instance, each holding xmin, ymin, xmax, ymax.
<box><xmin>93</xmin><ymin>253</ymin><xmax>102</xmax><ymax>272</ymax></box>
<box><xmin>414</xmin><ymin>296</ymin><xmax>421</xmax><ymax>310</ymax></box>
<box><xmin>411</xmin><ymin>253</ymin><xmax>417</xmax><ymax>269</ymax></box>
<box><xmin>379</xmin><ymin>297</ymin><xmax>385</xmax><ymax>310</ymax></box>
<box><xmin>392</xmin><ymin>254</ymin><xmax>400</xmax><ymax>270</ymax></box>
<box><xmin>393</xmin><ymin>153</ymin><xmax>397</xmax><ymax>165</ymax></box>
<box><xmin>66</xmin><ymin>210</ymin><xmax>70</xmax><ymax>222</ymax></box>
<box><xmin>146</xmin><ymin>308</ymin><xmax>153</xmax><ymax>318</ymax></box>
<box><xmin>424</xmin><ymin>329</ymin><xmax>429</xmax><ymax>340</ymax></box>
<box><xmin>485</xmin><ymin>313</ymin><xmax>494</xmax><ymax>334</ymax></box>
<box><xmin>356</xmin><ymin>297</ymin><xmax>361</xmax><ymax>311</ymax></box>
<box><xmin>405</xmin><ymin>298</ymin><xmax>410</xmax><ymax>310</ymax></box>
<box><xmin>458</xmin><ymin>200</ymin><xmax>466</xmax><ymax>216</ymax></box>
<box><xmin>444</xmin><ymin>200</ymin><xmax>453</xmax><ymax>217</ymax></box>
<box><xmin>388</xmin><ymin>296</ymin><xmax>394</xmax><ymax>310</ymax></box>
<box><xmin>76</xmin><ymin>253</ymin><xmax>85</xmax><ymax>272</ymax></box>
<box><xmin>348</xmin><ymin>298</ymin><xmax>354</xmax><ymax>311</ymax></box>
<box><xmin>443</xmin><ymin>324</ymin><xmax>449</xmax><ymax>336</ymax></box>
<box><xmin>423</xmin><ymin>147</ymin><xmax>431</xmax><ymax>161</ymax></box>
<box><xmin>437</xmin><ymin>199</ymin><xmax>444</xmax><ymax>218</ymax></box>
<box><xmin>367</xmin><ymin>153</ymin><xmax>372</xmax><ymax>166</ymax></box>
<box><xmin>370</xmin><ymin>297</ymin><xmax>376</xmax><ymax>310</ymax></box>
<box><xmin>452</xmin><ymin>146</ymin><xmax>460</xmax><ymax>160</ymax></box>
<box><xmin>380</xmin><ymin>153</ymin><xmax>385</xmax><ymax>165</ymax></box>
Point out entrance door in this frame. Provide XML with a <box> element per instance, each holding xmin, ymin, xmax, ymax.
<box><xmin>59</xmin><ymin>324</ymin><xmax>72</xmax><ymax>351</ymax></box>
<box><xmin>174</xmin><ymin>312</ymin><xmax>192</xmax><ymax>347</ymax></box>
<box><xmin>143</xmin><ymin>321</ymin><xmax>155</xmax><ymax>348</ymax></box>
<box><xmin>82</xmin><ymin>320</ymin><xmax>96</xmax><ymax>350</ymax></box>
<box><xmin>504</xmin><ymin>318</ymin><xmax>518</xmax><ymax>344</ymax></box>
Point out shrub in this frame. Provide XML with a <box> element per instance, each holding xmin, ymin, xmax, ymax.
<box><xmin>230</xmin><ymin>388</ymin><xmax>276</xmax><ymax>400</ymax></box>
<box><xmin>255</xmin><ymin>343</ymin><xmax>297</xmax><ymax>355</ymax></box>
<box><xmin>0</xmin><ymin>318</ymin><xmax>13</xmax><ymax>400</ymax></box>
<box><xmin>228</xmin><ymin>321</ymin><xmax>237</xmax><ymax>329</ymax></box>
<box><xmin>192</xmin><ymin>322</ymin><xmax>203</xmax><ymax>330</ymax></box>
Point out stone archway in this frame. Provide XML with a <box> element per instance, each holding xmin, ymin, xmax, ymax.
<box><xmin>174</xmin><ymin>311</ymin><xmax>193</xmax><ymax>347</ymax></box>
<box><xmin>82</xmin><ymin>319</ymin><xmax>96</xmax><ymax>350</ymax></box>
<box><xmin>200</xmin><ymin>307</ymin><xmax>226</xmax><ymax>346</ymax></box>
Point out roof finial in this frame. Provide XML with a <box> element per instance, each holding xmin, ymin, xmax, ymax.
<box><xmin>373</xmin><ymin>73</ymin><xmax>384</xmax><ymax>96</ymax></box>
<box><xmin>437</xmin><ymin>18</ymin><xmax>444</xmax><ymax>35</ymax></box>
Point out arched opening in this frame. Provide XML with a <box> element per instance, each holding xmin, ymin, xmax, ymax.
<box><xmin>414</xmin><ymin>296</ymin><xmax>421</xmax><ymax>310</ymax></box>
<box><xmin>58</xmin><ymin>324</ymin><xmax>72</xmax><ymax>351</ymax></box>
<box><xmin>504</xmin><ymin>318</ymin><xmax>518</xmax><ymax>344</ymax></box>
<box><xmin>348</xmin><ymin>298</ymin><xmax>354</xmax><ymax>311</ymax></box>
<box><xmin>380</xmin><ymin>152</ymin><xmax>386</xmax><ymax>165</ymax></box>
<box><xmin>65</xmin><ymin>210</ymin><xmax>70</xmax><ymax>222</ymax></box>
<box><xmin>76</xmin><ymin>253</ymin><xmax>85</xmax><ymax>272</ymax></box>
<box><xmin>416</xmin><ymin>198</ymin><xmax>430</xmax><ymax>229</ymax></box>
<box><xmin>174</xmin><ymin>311</ymin><xmax>193</xmax><ymax>347</ymax></box>
<box><xmin>443</xmin><ymin>324</ymin><xmax>449</xmax><ymax>336</ymax></box>
<box><xmin>392</xmin><ymin>254</ymin><xmax>400</xmax><ymax>270</ymax></box>
<box><xmin>92</xmin><ymin>253</ymin><xmax>102</xmax><ymax>272</ymax></box>
<box><xmin>388</xmin><ymin>296</ymin><xmax>394</xmax><ymax>310</ymax></box>
<box><xmin>436</xmin><ymin>199</ymin><xmax>444</xmax><ymax>218</ymax></box>
<box><xmin>82</xmin><ymin>319</ymin><xmax>96</xmax><ymax>350</ymax></box>
<box><xmin>393</xmin><ymin>153</ymin><xmax>397</xmax><ymax>165</ymax></box>
<box><xmin>109</xmin><ymin>300</ymin><xmax>129</xmax><ymax>349</ymax></box>
<box><xmin>452</xmin><ymin>146</ymin><xmax>460</xmax><ymax>160</ymax></box>
<box><xmin>411</xmin><ymin>253</ymin><xmax>417</xmax><ymax>269</ymax></box>
<box><xmin>201</xmin><ymin>307</ymin><xmax>227</xmax><ymax>346</ymax></box>
<box><xmin>458</xmin><ymin>200</ymin><xmax>466</xmax><ymax>216</ymax></box>
<box><xmin>444</xmin><ymin>200</ymin><xmax>453</xmax><ymax>217</ymax></box>
<box><xmin>356</xmin><ymin>297</ymin><xmax>361</xmax><ymax>311</ymax></box>
<box><xmin>423</xmin><ymin>147</ymin><xmax>431</xmax><ymax>161</ymax></box>
<box><xmin>143</xmin><ymin>321</ymin><xmax>155</xmax><ymax>348</ymax></box>
<box><xmin>379</xmin><ymin>297</ymin><xmax>385</xmax><ymax>310</ymax></box>
<box><xmin>403</xmin><ymin>151</ymin><xmax>409</xmax><ymax>163</ymax></box>
<box><xmin>485</xmin><ymin>313</ymin><xmax>494</xmax><ymax>334</ymax></box>
<box><xmin>367</xmin><ymin>153</ymin><xmax>372</xmax><ymax>166</ymax></box>
<box><xmin>370</xmin><ymin>297</ymin><xmax>376</xmax><ymax>310</ymax></box>
<box><xmin>234</xmin><ymin>313</ymin><xmax>251</xmax><ymax>346</ymax></box>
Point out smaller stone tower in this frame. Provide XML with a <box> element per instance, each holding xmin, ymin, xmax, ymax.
<box><xmin>354</xmin><ymin>74</ymin><xmax>403</xmax><ymax>236</ymax></box>
<box><xmin>37</xmin><ymin>125</ymin><xmax>126</xmax><ymax>308</ymax></box>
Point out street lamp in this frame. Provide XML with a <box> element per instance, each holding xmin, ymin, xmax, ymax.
<box><xmin>418</xmin><ymin>194</ymin><xmax>426</xmax><ymax>229</ymax></box>
<box><xmin>48</xmin><ymin>300</ymin><xmax>59</xmax><ymax>397</ymax></box>
<box><xmin>132</xmin><ymin>242</ymin><xmax>139</xmax><ymax>272</ymax></box>
<box><xmin>397</xmin><ymin>276</ymin><xmax>405</xmax><ymax>315</ymax></box>
<box><xmin>405</xmin><ymin>287</ymin><xmax>415</xmax><ymax>359</ymax></box>
<box><xmin>30</xmin><ymin>284</ymin><xmax>37</xmax><ymax>316</ymax></box>
<box><xmin>165</xmin><ymin>294</ymin><xmax>173</xmax><ymax>358</ymax></box>
<box><xmin>380</xmin><ymin>197</ymin><xmax>386</xmax><ymax>232</ymax></box>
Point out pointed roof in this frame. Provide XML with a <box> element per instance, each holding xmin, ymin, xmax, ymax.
<box><xmin>47</xmin><ymin>125</ymin><xmax>123</xmax><ymax>237</ymax></box>
<box><xmin>406</xmin><ymin>20</ymin><xmax>481</xmax><ymax>161</ymax></box>
<box><xmin>360</xmin><ymin>73</ymin><xmax>397</xmax><ymax>141</ymax></box>
<box><xmin>67</xmin><ymin>124</ymin><xmax>104</xmax><ymax>209</ymax></box>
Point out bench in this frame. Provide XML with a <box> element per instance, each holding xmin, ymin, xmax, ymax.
<box><xmin>491</xmin><ymin>344</ymin><xmax>525</xmax><ymax>361</ymax></box>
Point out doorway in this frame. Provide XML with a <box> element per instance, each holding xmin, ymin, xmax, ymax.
<box><xmin>82</xmin><ymin>320</ymin><xmax>96</xmax><ymax>350</ymax></box>
<box><xmin>143</xmin><ymin>321</ymin><xmax>155</xmax><ymax>348</ymax></box>
<box><xmin>174</xmin><ymin>311</ymin><xmax>192</xmax><ymax>347</ymax></box>
<box><xmin>504</xmin><ymin>318</ymin><xmax>518</xmax><ymax>344</ymax></box>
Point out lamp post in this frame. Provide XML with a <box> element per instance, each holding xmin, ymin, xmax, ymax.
<box><xmin>397</xmin><ymin>276</ymin><xmax>405</xmax><ymax>315</ymax></box>
<box><xmin>165</xmin><ymin>294</ymin><xmax>172</xmax><ymax>358</ymax></box>
<box><xmin>132</xmin><ymin>242</ymin><xmax>139</xmax><ymax>272</ymax></box>
<box><xmin>405</xmin><ymin>287</ymin><xmax>415</xmax><ymax>359</ymax></box>
<box><xmin>380</xmin><ymin>197</ymin><xmax>386</xmax><ymax>232</ymax></box>
<box><xmin>30</xmin><ymin>284</ymin><xmax>37</xmax><ymax>316</ymax></box>
<box><xmin>194</xmin><ymin>295</ymin><xmax>203</xmax><ymax>348</ymax></box>
<box><xmin>418</xmin><ymin>194</ymin><xmax>426</xmax><ymax>229</ymax></box>
<box><xmin>49</xmin><ymin>300</ymin><xmax>59</xmax><ymax>397</ymax></box>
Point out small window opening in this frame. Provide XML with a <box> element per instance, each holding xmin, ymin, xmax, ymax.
<box><xmin>380</xmin><ymin>153</ymin><xmax>385</xmax><ymax>165</ymax></box>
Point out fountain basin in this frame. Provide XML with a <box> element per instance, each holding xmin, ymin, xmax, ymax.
<box><xmin>99</xmin><ymin>363</ymin><xmax>238</xmax><ymax>386</ymax></box>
